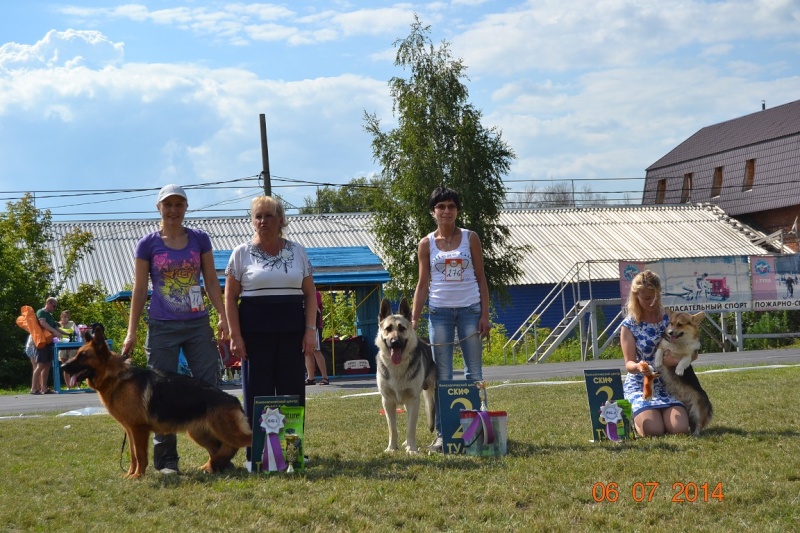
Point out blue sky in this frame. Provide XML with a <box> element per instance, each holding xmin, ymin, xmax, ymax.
<box><xmin>1</xmin><ymin>1</ymin><xmax>798</xmax><ymax>220</ymax></box>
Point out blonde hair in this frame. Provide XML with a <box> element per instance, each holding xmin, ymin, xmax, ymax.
<box><xmin>250</xmin><ymin>196</ymin><xmax>288</xmax><ymax>235</ymax></box>
<box><xmin>626</xmin><ymin>270</ymin><xmax>663</xmax><ymax>322</ymax></box>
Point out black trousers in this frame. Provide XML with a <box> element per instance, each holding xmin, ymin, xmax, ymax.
<box><xmin>241</xmin><ymin>329</ymin><xmax>306</xmax><ymax>460</ymax></box>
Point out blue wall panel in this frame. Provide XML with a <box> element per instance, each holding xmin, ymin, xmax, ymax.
<box><xmin>493</xmin><ymin>281</ymin><xmax>623</xmax><ymax>334</ymax></box>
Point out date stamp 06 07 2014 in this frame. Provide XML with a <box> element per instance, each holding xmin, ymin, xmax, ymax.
<box><xmin>592</xmin><ymin>482</ymin><xmax>724</xmax><ymax>503</ymax></box>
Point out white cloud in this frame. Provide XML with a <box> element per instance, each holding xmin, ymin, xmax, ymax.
<box><xmin>56</xmin><ymin>3</ymin><xmax>419</xmax><ymax>46</ymax></box>
<box><xmin>488</xmin><ymin>57</ymin><xmax>799</xmax><ymax>190</ymax></box>
<box><xmin>453</xmin><ymin>0</ymin><xmax>800</xmax><ymax>77</ymax></box>
<box><xmin>0</xmin><ymin>25</ymin><xmax>391</xmax><ymax>207</ymax></box>
<box><xmin>0</xmin><ymin>29</ymin><xmax>124</xmax><ymax>70</ymax></box>
<box><xmin>328</xmin><ymin>8</ymin><xmax>417</xmax><ymax>37</ymax></box>
<box><xmin>2</xmin><ymin>1</ymin><xmax>798</xmax><ymax>216</ymax></box>
<box><xmin>243</xmin><ymin>23</ymin><xmax>300</xmax><ymax>43</ymax></box>
<box><xmin>227</xmin><ymin>3</ymin><xmax>297</xmax><ymax>21</ymax></box>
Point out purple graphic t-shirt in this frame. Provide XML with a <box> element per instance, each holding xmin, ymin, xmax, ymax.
<box><xmin>134</xmin><ymin>227</ymin><xmax>212</xmax><ymax>321</ymax></box>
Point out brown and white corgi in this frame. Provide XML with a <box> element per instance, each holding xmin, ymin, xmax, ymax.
<box><xmin>655</xmin><ymin>309</ymin><xmax>713</xmax><ymax>436</ymax></box>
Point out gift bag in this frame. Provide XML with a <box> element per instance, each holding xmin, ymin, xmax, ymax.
<box><xmin>460</xmin><ymin>410</ymin><xmax>508</xmax><ymax>457</ymax></box>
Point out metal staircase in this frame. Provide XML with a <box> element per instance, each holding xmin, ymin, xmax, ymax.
<box><xmin>503</xmin><ymin>260</ymin><xmax>623</xmax><ymax>364</ymax></box>
<box><xmin>529</xmin><ymin>299</ymin><xmax>592</xmax><ymax>362</ymax></box>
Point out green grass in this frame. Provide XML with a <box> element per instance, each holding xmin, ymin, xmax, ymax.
<box><xmin>2</xmin><ymin>366</ymin><xmax>799</xmax><ymax>532</ymax></box>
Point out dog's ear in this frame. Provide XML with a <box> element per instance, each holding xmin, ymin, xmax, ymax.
<box><xmin>398</xmin><ymin>298</ymin><xmax>412</xmax><ymax>321</ymax></box>
<box><xmin>91</xmin><ymin>324</ymin><xmax>107</xmax><ymax>347</ymax></box>
<box><xmin>664</xmin><ymin>307</ymin><xmax>673</xmax><ymax>318</ymax></box>
<box><xmin>691</xmin><ymin>311</ymin><xmax>705</xmax><ymax>325</ymax></box>
<box><xmin>379</xmin><ymin>299</ymin><xmax>392</xmax><ymax>321</ymax></box>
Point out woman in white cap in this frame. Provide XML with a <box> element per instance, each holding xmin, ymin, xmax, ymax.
<box><xmin>122</xmin><ymin>184</ymin><xmax>228</xmax><ymax>474</ymax></box>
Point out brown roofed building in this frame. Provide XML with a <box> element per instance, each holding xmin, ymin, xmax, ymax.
<box><xmin>642</xmin><ymin>99</ymin><xmax>800</xmax><ymax>250</ymax></box>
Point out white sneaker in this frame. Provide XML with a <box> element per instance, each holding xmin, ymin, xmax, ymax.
<box><xmin>159</xmin><ymin>462</ymin><xmax>180</xmax><ymax>475</ymax></box>
<box><xmin>429</xmin><ymin>436</ymin><xmax>443</xmax><ymax>454</ymax></box>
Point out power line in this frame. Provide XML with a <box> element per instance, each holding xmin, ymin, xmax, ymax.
<box><xmin>5</xmin><ymin>172</ymin><xmax>797</xmax><ymax>220</ymax></box>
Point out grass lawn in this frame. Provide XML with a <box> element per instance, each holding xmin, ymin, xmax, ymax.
<box><xmin>1</xmin><ymin>366</ymin><xmax>799</xmax><ymax>532</ymax></box>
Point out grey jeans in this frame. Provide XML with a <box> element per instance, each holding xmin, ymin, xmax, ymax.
<box><xmin>145</xmin><ymin>317</ymin><xmax>219</xmax><ymax>384</ymax></box>
<box><xmin>145</xmin><ymin>317</ymin><xmax>220</xmax><ymax>468</ymax></box>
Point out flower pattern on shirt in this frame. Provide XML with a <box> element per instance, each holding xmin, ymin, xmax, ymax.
<box><xmin>249</xmin><ymin>242</ymin><xmax>294</xmax><ymax>273</ymax></box>
<box><xmin>621</xmin><ymin>313</ymin><xmax>685</xmax><ymax>415</ymax></box>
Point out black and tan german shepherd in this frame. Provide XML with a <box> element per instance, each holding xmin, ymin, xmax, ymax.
<box><xmin>61</xmin><ymin>326</ymin><xmax>252</xmax><ymax>478</ymax></box>
<box><xmin>375</xmin><ymin>298</ymin><xmax>436</xmax><ymax>453</ymax></box>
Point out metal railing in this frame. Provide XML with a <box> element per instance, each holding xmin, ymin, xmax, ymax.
<box><xmin>503</xmin><ymin>260</ymin><xmax>620</xmax><ymax>363</ymax></box>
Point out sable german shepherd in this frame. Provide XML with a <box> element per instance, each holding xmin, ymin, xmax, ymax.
<box><xmin>654</xmin><ymin>309</ymin><xmax>713</xmax><ymax>436</ymax></box>
<box><xmin>375</xmin><ymin>298</ymin><xmax>436</xmax><ymax>453</ymax></box>
<box><xmin>61</xmin><ymin>326</ymin><xmax>252</xmax><ymax>478</ymax></box>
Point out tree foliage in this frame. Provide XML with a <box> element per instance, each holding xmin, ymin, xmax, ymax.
<box><xmin>0</xmin><ymin>194</ymin><xmax>94</xmax><ymax>387</ymax></box>
<box><xmin>364</xmin><ymin>16</ymin><xmax>521</xmax><ymax>299</ymax></box>
<box><xmin>54</xmin><ymin>226</ymin><xmax>95</xmax><ymax>294</ymax></box>
<box><xmin>57</xmin><ymin>281</ymin><xmax>131</xmax><ymax>352</ymax></box>
<box><xmin>320</xmin><ymin>291</ymin><xmax>358</xmax><ymax>338</ymax></box>
<box><xmin>300</xmin><ymin>176</ymin><xmax>388</xmax><ymax>214</ymax></box>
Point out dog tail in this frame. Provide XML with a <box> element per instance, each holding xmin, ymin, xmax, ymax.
<box><xmin>419</xmin><ymin>340</ymin><xmax>437</xmax><ymax>433</ymax></box>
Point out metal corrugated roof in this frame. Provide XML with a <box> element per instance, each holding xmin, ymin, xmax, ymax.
<box><xmin>50</xmin><ymin>204</ymin><xmax>783</xmax><ymax>293</ymax></box>
<box><xmin>50</xmin><ymin>214</ymin><xmax>379</xmax><ymax>294</ymax></box>
<box><xmin>502</xmin><ymin>204</ymin><xmax>782</xmax><ymax>284</ymax></box>
<box><xmin>107</xmin><ymin>245</ymin><xmax>389</xmax><ymax>301</ymax></box>
<box><xmin>647</xmin><ymin>99</ymin><xmax>800</xmax><ymax>170</ymax></box>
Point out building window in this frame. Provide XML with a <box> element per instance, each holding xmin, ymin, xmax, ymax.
<box><xmin>742</xmin><ymin>159</ymin><xmax>755</xmax><ymax>191</ymax></box>
<box><xmin>711</xmin><ymin>166</ymin><xmax>724</xmax><ymax>197</ymax></box>
<box><xmin>681</xmin><ymin>173</ymin><xmax>693</xmax><ymax>203</ymax></box>
<box><xmin>655</xmin><ymin>179</ymin><xmax>666</xmax><ymax>204</ymax></box>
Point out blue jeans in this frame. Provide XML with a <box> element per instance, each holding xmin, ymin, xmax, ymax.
<box><xmin>429</xmin><ymin>303</ymin><xmax>483</xmax><ymax>436</ymax></box>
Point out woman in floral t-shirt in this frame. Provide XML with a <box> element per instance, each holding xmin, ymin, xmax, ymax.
<box><xmin>224</xmin><ymin>196</ymin><xmax>317</xmax><ymax>461</ymax></box>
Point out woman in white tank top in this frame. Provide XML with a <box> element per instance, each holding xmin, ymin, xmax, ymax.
<box><xmin>411</xmin><ymin>187</ymin><xmax>491</xmax><ymax>452</ymax></box>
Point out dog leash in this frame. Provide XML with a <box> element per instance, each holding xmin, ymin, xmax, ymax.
<box><xmin>418</xmin><ymin>330</ymin><xmax>483</xmax><ymax>347</ymax></box>
<box><xmin>119</xmin><ymin>433</ymin><xmax>129</xmax><ymax>472</ymax></box>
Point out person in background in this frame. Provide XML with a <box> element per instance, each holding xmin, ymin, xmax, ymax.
<box><xmin>58</xmin><ymin>310</ymin><xmax>78</xmax><ymax>389</ymax></box>
<box><xmin>305</xmin><ymin>290</ymin><xmax>330</xmax><ymax>385</ymax></box>
<box><xmin>121</xmin><ymin>184</ymin><xmax>228</xmax><ymax>475</ymax></box>
<box><xmin>32</xmin><ymin>297</ymin><xmax>63</xmax><ymax>394</ymax></box>
<box><xmin>411</xmin><ymin>186</ymin><xmax>491</xmax><ymax>453</ymax></box>
<box><xmin>225</xmin><ymin>195</ymin><xmax>317</xmax><ymax>463</ymax></box>
<box><xmin>785</xmin><ymin>275</ymin><xmax>795</xmax><ymax>299</ymax></box>
<box><xmin>621</xmin><ymin>270</ymin><xmax>692</xmax><ymax>437</ymax></box>
<box><xmin>25</xmin><ymin>335</ymin><xmax>36</xmax><ymax>371</ymax></box>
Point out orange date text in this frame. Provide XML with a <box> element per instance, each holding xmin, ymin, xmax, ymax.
<box><xmin>592</xmin><ymin>482</ymin><xmax>724</xmax><ymax>503</ymax></box>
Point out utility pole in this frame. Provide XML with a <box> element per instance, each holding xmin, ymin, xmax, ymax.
<box><xmin>260</xmin><ymin>114</ymin><xmax>271</xmax><ymax>196</ymax></box>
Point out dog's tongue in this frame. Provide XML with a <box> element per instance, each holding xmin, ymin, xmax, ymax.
<box><xmin>390</xmin><ymin>347</ymin><xmax>402</xmax><ymax>365</ymax></box>
<box><xmin>69</xmin><ymin>376</ymin><xmax>78</xmax><ymax>388</ymax></box>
